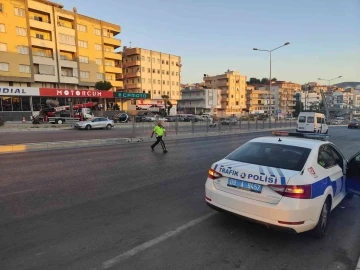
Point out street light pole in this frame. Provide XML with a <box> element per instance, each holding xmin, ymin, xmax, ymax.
<box><xmin>253</xmin><ymin>42</ymin><xmax>290</xmax><ymax>127</ymax></box>
<box><xmin>318</xmin><ymin>76</ymin><xmax>342</xmax><ymax>89</ymax></box>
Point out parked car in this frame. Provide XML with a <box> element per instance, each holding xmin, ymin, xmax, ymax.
<box><xmin>348</xmin><ymin>121</ymin><xmax>359</xmax><ymax>129</ymax></box>
<box><xmin>221</xmin><ymin>118</ymin><xmax>238</xmax><ymax>125</ymax></box>
<box><xmin>75</xmin><ymin>117</ymin><xmax>114</xmax><ymax>130</ymax></box>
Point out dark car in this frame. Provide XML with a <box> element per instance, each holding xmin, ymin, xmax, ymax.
<box><xmin>348</xmin><ymin>121</ymin><xmax>359</xmax><ymax>129</ymax></box>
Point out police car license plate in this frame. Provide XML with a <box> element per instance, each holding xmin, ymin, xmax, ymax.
<box><xmin>227</xmin><ymin>178</ymin><xmax>262</xmax><ymax>193</ymax></box>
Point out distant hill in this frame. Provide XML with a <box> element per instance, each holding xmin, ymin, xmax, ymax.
<box><xmin>334</xmin><ymin>82</ymin><xmax>360</xmax><ymax>88</ymax></box>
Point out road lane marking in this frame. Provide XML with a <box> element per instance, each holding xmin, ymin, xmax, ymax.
<box><xmin>101</xmin><ymin>212</ymin><xmax>216</xmax><ymax>269</ymax></box>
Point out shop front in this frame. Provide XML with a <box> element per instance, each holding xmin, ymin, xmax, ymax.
<box><xmin>0</xmin><ymin>86</ymin><xmax>114</xmax><ymax>121</ymax></box>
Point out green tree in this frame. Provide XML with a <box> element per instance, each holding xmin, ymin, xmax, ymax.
<box><xmin>161</xmin><ymin>95</ymin><xmax>170</xmax><ymax>116</ymax></box>
<box><xmin>294</xmin><ymin>101</ymin><xmax>304</xmax><ymax>117</ymax></box>
<box><xmin>95</xmin><ymin>81</ymin><xmax>113</xmax><ymax>90</ymax></box>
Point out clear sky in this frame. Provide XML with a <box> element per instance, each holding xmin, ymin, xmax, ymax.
<box><xmin>60</xmin><ymin>0</ymin><xmax>360</xmax><ymax>85</ymax></box>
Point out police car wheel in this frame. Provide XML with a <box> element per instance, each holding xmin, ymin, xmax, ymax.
<box><xmin>312</xmin><ymin>198</ymin><xmax>330</xmax><ymax>238</ymax></box>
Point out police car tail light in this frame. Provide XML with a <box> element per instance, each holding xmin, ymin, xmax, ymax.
<box><xmin>269</xmin><ymin>184</ymin><xmax>311</xmax><ymax>199</ymax></box>
<box><xmin>208</xmin><ymin>169</ymin><xmax>222</xmax><ymax>180</ymax></box>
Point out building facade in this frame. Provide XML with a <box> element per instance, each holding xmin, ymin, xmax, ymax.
<box><xmin>203</xmin><ymin>70</ymin><xmax>247</xmax><ymax>117</ymax></box>
<box><xmin>122</xmin><ymin>47</ymin><xmax>181</xmax><ymax>112</ymax></box>
<box><xmin>178</xmin><ymin>87</ymin><xmax>221</xmax><ymax>115</ymax></box>
<box><xmin>0</xmin><ymin>0</ymin><xmax>122</xmax><ymax>119</ymax></box>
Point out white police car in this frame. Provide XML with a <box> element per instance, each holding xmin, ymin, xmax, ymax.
<box><xmin>205</xmin><ymin>131</ymin><xmax>360</xmax><ymax>237</ymax></box>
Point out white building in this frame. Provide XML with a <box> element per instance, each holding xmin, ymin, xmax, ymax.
<box><xmin>300</xmin><ymin>92</ymin><xmax>322</xmax><ymax>110</ymax></box>
<box><xmin>178</xmin><ymin>87</ymin><xmax>221</xmax><ymax>115</ymax></box>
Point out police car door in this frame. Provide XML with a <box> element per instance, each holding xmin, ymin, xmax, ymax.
<box><xmin>346</xmin><ymin>151</ymin><xmax>360</xmax><ymax>196</ymax></box>
<box><xmin>318</xmin><ymin>145</ymin><xmax>345</xmax><ymax>203</ymax></box>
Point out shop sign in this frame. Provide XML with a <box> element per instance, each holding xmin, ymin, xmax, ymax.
<box><xmin>114</xmin><ymin>92</ymin><xmax>151</xmax><ymax>99</ymax></box>
<box><xmin>0</xmin><ymin>86</ymin><xmax>40</xmax><ymax>96</ymax></box>
<box><xmin>39</xmin><ymin>88</ymin><xmax>114</xmax><ymax>98</ymax></box>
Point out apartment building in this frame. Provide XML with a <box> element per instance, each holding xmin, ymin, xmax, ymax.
<box><xmin>247</xmin><ymin>83</ymin><xmax>297</xmax><ymax>117</ymax></box>
<box><xmin>203</xmin><ymin>70</ymin><xmax>247</xmax><ymax>117</ymax></box>
<box><xmin>122</xmin><ymin>47</ymin><xmax>181</xmax><ymax>112</ymax></box>
<box><xmin>178</xmin><ymin>87</ymin><xmax>221</xmax><ymax>115</ymax></box>
<box><xmin>0</xmin><ymin>0</ymin><xmax>122</xmax><ymax>90</ymax></box>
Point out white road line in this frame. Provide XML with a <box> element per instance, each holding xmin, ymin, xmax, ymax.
<box><xmin>356</xmin><ymin>256</ymin><xmax>360</xmax><ymax>270</ymax></box>
<box><xmin>101</xmin><ymin>212</ymin><xmax>216</xmax><ymax>269</ymax></box>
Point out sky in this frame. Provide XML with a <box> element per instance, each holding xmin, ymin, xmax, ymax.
<box><xmin>60</xmin><ymin>0</ymin><xmax>360</xmax><ymax>85</ymax></box>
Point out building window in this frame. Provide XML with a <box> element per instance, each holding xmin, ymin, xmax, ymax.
<box><xmin>236</xmin><ymin>101</ymin><xmax>239</xmax><ymax>105</ymax></box>
<box><xmin>176</xmin><ymin>82</ymin><xmax>179</xmax><ymax>86</ymax></box>
<box><xmin>152</xmin><ymin>69</ymin><xmax>155</xmax><ymax>73</ymax></box>
<box><xmin>0</xmin><ymin>43</ymin><xmax>7</xmax><ymax>52</ymax></box>
<box><xmin>171</xmin><ymin>71</ymin><xmax>174</xmax><ymax>76</ymax></box>
<box><xmin>141</xmin><ymin>67</ymin><xmax>145</xmax><ymax>72</ymax></box>
<box><xmin>17</xmin><ymin>46</ymin><xmax>29</xmax><ymax>54</ymax></box>
<box><xmin>162</xmin><ymin>70</ymin><xmax>164</xmax><ymax>74</ymax></box>
<box><xmin>95</xmin><ymin>58</ymin><xmax>102</xmax><ymax>65</ymax></box>
<box><xmin>167</xmin><ymin>81</ymin><xmax>169</xmax><ymax>85</ymax></box>
<box><xmin>14</xmin><ymin>7</ymin><xmax>25</xmax><ymax>17</ymax></box>
<box><xmin>157</xmin><ymin>69</ymin><xmax>160</xmax><ymax>74</ymax></box>
<box><xmin>166</xmin><ymin>71</ymin><xmax>169</xmax><ymax>75</ymax></box>
<box><xmin>96</xmin><ymin>73</ymin><xmax>103</xmax><ymax>80</ymax></box>
<box><xmin>80</xmin><ymin>71</ymin><xmax>90</xmax><ymax>79</ymax></box>
<box><xmin>158</xmin><ymin>80</ymin><xmax>160</xmax><ymax>84</ymax></box>
<box><xmin>77</xmin><ymin>24</ymin><xmax>87</xmax><ymax>32</ymax></box>
<box><xmin>166</xmin><ymin>61</ymin><xmax>168</xmax><ymax>65</ymax></box>
<box><xmin>176</xmin><ymin>72</ymin><xmax>178</xmax><ymax>76</ymax></box>
<box><xmin>0</xmin><ymin>4</ymin><xmax>3</xmax><ymax>12</ymax></box>
<box><xmin>157</xmin><ymin>58</ymin><xmax>160</xmax><ymax>64</ymax></box>
<box><xmin>0</xmin><ymin>62</ymin><xmax>9</xmax><ymax>71</ymax></box>
<box><xmin>16</xmin><ymin>27</ymin><xmax>27</xmax><ymax>36</ymax></box>
<box><xmin>171</xmin><ymin>61</ymin><xmax>174</xmax><ymax>66</ymax></box>
<box><xmin>94</xmin><ymin>28</ymin><xmax>101</xmax><ymax>35</ymax></box>
<box><xmin>148</xmin><ymin>79</ymin><xmax>151</xmax><ymax>83</ymax></box>
<box><xmin>163</xmin><ymin>80</ymin><xmax>165</xmax><ymax>85</ymax></box>
<box><xmin>0</xmin><ymin>24</ymin><xmax>5</xmax><ymax>32</ymax></box>
<box><xmin>161</xmin><ymin>60</ymin><xmax>164</xmax><ymax>64</ymax></box>
<box><xmin>79</xmin><ymin>56</ymin><xmax>89</xmax><ymax>63</ymax></box>
<box><xmin>141</xmin><ymin>56</ymin><xmax>145</xmax><ymax>61</ymax></box>
<box><xmin>78</xmin><ymin>40</ymin><xmax>88</xmax><ymax>48</ymax></box>
<box><xmin>95</xmin><ymin>44</ymin><xmax>102</xmax><ymax>51</ymax></box>
<box><xmin>59</xmin><ymin>34</ymin><xmax>75</xmax><ymax>46</ymax></box>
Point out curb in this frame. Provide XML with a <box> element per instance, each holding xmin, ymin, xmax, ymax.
<box><xmin>0</xmin><ymin>127</ymin><xmax>295</xmax><ymax>154</ymax></box>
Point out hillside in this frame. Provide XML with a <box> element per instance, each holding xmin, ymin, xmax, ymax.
<box><xmin>334</xmin><ymin>82</ymin><xmax>360</xmax><ymax>88</ymax></box>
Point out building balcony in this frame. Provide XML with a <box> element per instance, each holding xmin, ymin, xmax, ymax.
<box><xmin>31</xmin><ymin>37</ymin><xmax>54</xmax><ymax>49</ymax></box>
<box><xmin>125</xmin><ymin>48</ymin><xmax>141</xmax><ymax>56</ymax></box>
<box><xmin>33</xmin><ymin>55</ymin><xmax>56</xmax><ymax>65</ymax></box>
<box><xmin>126</xmin><ymin>83</ymin><xmax>142</xmax><ymax>89</ymax></box>
<box><xmin>60</xmin><ymin>59</ymin><xmax>78</xmax><ymax>68</ymax></box>
<box><xmin>124</xmin><ymin>72</ymin><xmax>141</xmax><ymax>79</ymax></box>
<box><xmin>29</xmin><ymin>18</ymin><xmax>53</xmax><ymax>31</ymax></box>
<box><xmin>124</xmin><ymin>60</ymin><xmax>141</xmax><ymax>67</ymax></box>
<box><xmin>218</xmin><ymin>81</ymin><xmax>229</xmax><ymax>87</ymax></box>
<box><xmin>116</xmin><ymin>73</ymin><xmax>123</xmax><ymax>80</ymax></box>
<box><xmin>57</xmin><ymin>25</ymin><xmax>75</xmax><ymax>36</ymax></box>
<box><xmin>110</xmin><ymin>80</ymin><xmax>123</xmax><ymax>88</ymax></box>
<box><xmin>105</xmin><ymin>65</ymin><xmax>122</xmax><ymax>74</ymax></box>
<box><xmin>104</xmin><ymin>51</ymin><xmax>122</xmax><ymax>60</ymax></box>
<box><xmin>60</xmin><ymin>75</ymin><xmax>78</xmax><ymax>84</ymax></box>
<box><xmin>57</xmin><ymin>43</ymin><xmax>76</xmax><ymax>53</ymax></box>
<box><xmin>103</xmin><ymin>37</ymin><xmax>121</xmax><ymax>49</ymax></box>
<box><xmin>34</xmin><ymin>73</ymin><xmax>58</xmax><ymax>83</ymax></box>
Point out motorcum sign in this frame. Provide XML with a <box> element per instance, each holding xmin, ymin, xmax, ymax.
<box><xmin>39</xmin><ymin>88</ymin><xmax>114</xmax><ymax>98</ymax></box>
<box><xmin>0</xmin><ymin>86</ymin><xmax>40</xmax><ymax>96</ymax></box>
<box><xmin>114</xmin><ymin>91</ymin><xmax>151</xmax><ymax>99</ymax></box>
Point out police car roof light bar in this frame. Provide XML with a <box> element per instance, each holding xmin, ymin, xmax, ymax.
<box><xmin>271</xmin><ymin>131</ymin><xmax>330</xmax><ymax>141</ymax></box>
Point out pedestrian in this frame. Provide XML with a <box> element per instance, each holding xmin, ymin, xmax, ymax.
<box><xmin>151</xmin><ymin>121</ymin><xmax>168</xmax><ymax>153</ymax></box>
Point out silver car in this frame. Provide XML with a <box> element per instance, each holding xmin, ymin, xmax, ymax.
<box><xmin>75</xmin><ymin>117</ymin><xmax>114</xmax><ymax>130</ymax></box>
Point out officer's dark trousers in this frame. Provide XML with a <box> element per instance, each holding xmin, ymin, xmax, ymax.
<box><xmin>152</xmin><ymin>136</ymin><xmax>166</xmax><ymax>150</ymax></box>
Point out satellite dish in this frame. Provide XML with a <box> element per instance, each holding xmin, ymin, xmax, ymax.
<box><xmin>73</xmin><ymin>7</ymin><xmax>77</xmax><ymax>13</ymax></box>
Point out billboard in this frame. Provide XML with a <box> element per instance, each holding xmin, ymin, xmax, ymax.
<box><xmin>39</xmin><ymin>88</ymin><xmax>114</xmax><ymax>98</ymax></box>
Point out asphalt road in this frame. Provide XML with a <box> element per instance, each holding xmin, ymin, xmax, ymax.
<box><xmin>1</xmin><ymin>127</ymin><xmax>359</xmax><ymax>270</ymax></box>
<box><xmin>0</xmin><ymin>121</ymin><xmax>295</xmax><ymax>145</ymax></box>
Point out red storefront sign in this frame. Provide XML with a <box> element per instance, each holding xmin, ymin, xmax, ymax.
<box><xmin>39</xmin><ymin>88</ymin><xmax>114</xmax><ymax>98</ymax></box>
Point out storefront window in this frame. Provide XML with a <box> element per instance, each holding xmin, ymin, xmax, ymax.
<box><xmin>1</xmin><ymin>97</ymin><xmax>12</xmax><ymax>111</ymax></box>
<box><xmin>12</xmin><ymin>97</ymin><xmax>21</xmax><ymax>111</ymax></box>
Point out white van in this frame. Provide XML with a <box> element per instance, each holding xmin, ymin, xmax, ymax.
<box><xmin>296</xmin><ymin>112</ymin><xmax>328</xmax><ymax>134</ymax></box>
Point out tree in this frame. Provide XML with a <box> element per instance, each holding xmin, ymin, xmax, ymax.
<box><xmin>294</xmin><ymin>101</ymin><xmax>304</xmax><ymax>117</ymax></box>
<box><xmin>161</xmin><ymin>95</ymin><xmax>170</xmax><ymax>116</ymax></box>
<box><xmin>247</xmin><ymin>77</ymin><xmax>277</xmax><ymax>85</ymax></box>
<box><xmin>95</xmin><ymin>81</ymin><xmax>113</xmax><ymax>90</ymax></box>
<box><xmin>167</xmin><ymin>100</ymin><xmax>173</xmax><ymax>115</ymax></box>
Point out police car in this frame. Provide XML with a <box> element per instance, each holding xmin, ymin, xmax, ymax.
<box><xmin>205</xmin><ymin>131</ymin><xmax>360</xmax><ymax>238</ymax></box>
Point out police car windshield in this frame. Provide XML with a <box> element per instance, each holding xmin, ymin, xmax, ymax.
<box><xmin>226</xmin><ymin>142</ymin><xmax>311</xmax><ymax>171</ymax></box>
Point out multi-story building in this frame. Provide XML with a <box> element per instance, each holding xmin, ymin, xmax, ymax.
<box><xmin>178</xmin><ymin>87</ymin><xmax>221</xmax><ymax>115</ymax></box>
<box><xmin>247</xmin><ymin>83</ymin><xmax>297</xmax><ymax>117</ymax></box>
<box><xmin>203</xmin><ymin>70</ymin><xmax>247</xmax><ymax>117</ymax></box>
<box><xmin>122</xmin><ymin>47</ymin><xmax>181</xmax><ymax>112</ymax></box>
<box><xmin>0</xmin><ymin>0</ymin><xmax>122</xmax><ymax>119</ymax></box>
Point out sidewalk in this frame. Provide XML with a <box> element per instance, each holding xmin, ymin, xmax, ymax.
<box><xmin>0</xmin><ymin>127</ymin><xmax>294</xmax><ymax>154</ymax></box>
